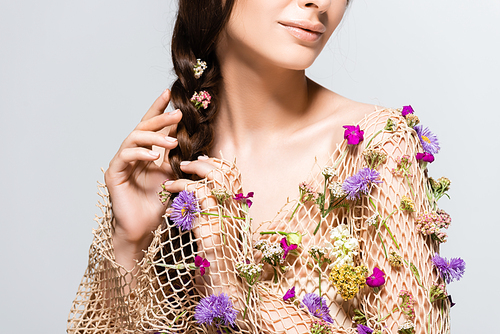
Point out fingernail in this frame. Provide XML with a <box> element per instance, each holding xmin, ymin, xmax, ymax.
<box><xmin>164</xmin><ymin>180</ymin><xmax>174</xmax><ymax>186</ymax></box>
<box><xmin>180</xmin><ymin>161</ymin><xmax>191</xmax><ymax>166</ymax></box>
<box><xmin>162</xmin><ymin>89</ymin><xmax>169</xmax><ymax>97</ymax></box>
<box><xmin>198</xmin><ymin>155</ymin><xmax>209</xmax><ymax>160</ymax></box>
<box><xmin>164</xmin><ymin>136</ymin><xmax>177</xmax><ymax>143</ymax></box>
<box><xmin>170</xmin><ymin>109</ymin><xmax>180</xmax><ymax>115</ymax></box>
<box><xmin>149</xmin><ymin>151</ymin><xmax>160</xmax><ymax>157</ymax></box>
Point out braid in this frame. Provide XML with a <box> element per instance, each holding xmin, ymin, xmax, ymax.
<box><xmin>169</xmin><ymin>0</ymin><xmax>235</xmax><ymax>179</ymax></box>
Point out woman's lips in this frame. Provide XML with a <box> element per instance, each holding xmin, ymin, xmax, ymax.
<box><xmin>279</xmin><ymin>21</ymin><xmax>325</xmax><ymax>42</ymax></box>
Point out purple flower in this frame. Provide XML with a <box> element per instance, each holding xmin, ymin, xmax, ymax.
<box><xmin>402</xmin><ymin>105</ymin><xmax>415</xmax><ymax>117</ymax></box>
<box><xmin>302</xmin><ymin>293</ymin><xmax>334</xmax><ymax>324</ymax></box>
<box><xmin>432</xmin><ymin>253</ymin><xmax>466</xmax><ymax>284</ymax></box>
<box><xmin>194</xmin><ymin>293</ymin><xmax>238</xmax><ymax>328</ymax></box>
<box><xmin>357</xmin><ymin>324</ymin><xmax>374</xmax><ymax>334</ymax></box>
<box><xmin>195</xmin><ymin>255</ymin><xmax>210</xmax><ymax>276</ymax></box>
<box><xmin>343</xmin><ymin>125</ymin><xmax>364</xmax><ymax>145</ymax></box>
<box><xmin>280</xmin><ymin>237</ymin><xmax>298</xmax><ymax>259</ymax></box>
<box><xmin>233</xmin><ymin>192</ymin><xmax>254</xmax><ymax>208</ymax></box>
<box><xmin>414</xmin><ymin>125</ymin><xmax>440</xmax><ymax>155</ymax></box>
<box><xmin>283</xmin><ymin>286</ymin><xmax>296</xmax><ymax>301</ymax></box>
<box><xmin>342</xmin><ymin>168</ymin><xmax>382</xmax><ymax>200</ymax></box>
<box><xmin>416</xmin><ymin>152</ymin><xmax>435</xmax><ymax>163</ymax></box>
<box><xmin>170</xmin><ymin>190</ymin><xmax>200</xmax><ymax>231</ymax></box>
<box><xmin>366</xmin><ymin>267</ymin><xmax>386</xmax><ymax>288</ymax></box>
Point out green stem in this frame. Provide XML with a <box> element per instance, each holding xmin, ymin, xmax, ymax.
<box><xmin>273</xmin><ymin>267</ymin><xmax>278</xmax><ymax>284</ymax></box>
<box><xmin>289</xmin><ymin>202</ymin><xmax>301</xmax><ymax>222</ymax></box>
<box><xmin>313</xmin><ymin>216</ymin><xmax>324</xmax><ymax>235</ymax></box>
<box><xmin>428</xmin><ymin>312</ymin><xmax>431</xmax><ymax>333</ymax></box>
<box><xmin>378</xmin><ymin>232</ymin><xmax>388</xmax><ymax>259</ymax></box>
<box><xmin>333</xmin><ymin>147</ymin><xmax>349</xmax><ymax>169</ymax></box>
<box><xmin>259</xmin><ymin>231</ymin><xmax>288</xmax><ymax>236</ymax></box>
<box><xmin>243</xmin><ymin>286</ymin><xmax>252</xmax><ymax>320</ymax></box>
<box><xmin>405</xmin><ymin>175</ymin><xmax>416</xmax><ymax>198</ymax></box>
<box><xmin>378</xmin><ymin>306</ymin><xmax>399</xmax><ymax>322</ymax></box>
<box><xmin>365</xmin><ymin>129</ymin><xmax>383</xmax><ymax>148</ymax></box>
<box><xmin>218</xmin><ymin>205</ymin><xmax>226</xmax><ymax>245</ymax></box>
<box><xmin>201</xmin><ymin>212</ymin><xmax>247</xmax><ymax>220</ymax></box>
<box><xmin>318</xmin><ymin>266</ymin><xmax>322</xmax><ymax>306</ymax></box>
<box><xmin>381</xmin><ymin>209</ymin><xmax>400</xmax><ymax>250</ymax></box>
<box><xmin>369</xmin><ymin>197</ymin><xmax>378</xmax><ymax>211</ymax></box>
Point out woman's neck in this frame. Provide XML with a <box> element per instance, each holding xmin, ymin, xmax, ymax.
<box><xmin>214</xmin><ymin>55</ymin><xmax>321</xmax><ymax>154</ymax></box>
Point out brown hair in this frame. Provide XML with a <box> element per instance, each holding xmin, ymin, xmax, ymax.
<box><xmin>168</xmin><ymin>0</ymin><xmax>236</xmax><ymax>179</ymax></box>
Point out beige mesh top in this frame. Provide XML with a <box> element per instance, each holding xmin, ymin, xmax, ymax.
<box><xmin>68</xmin><ymin>108</ymin><xmax>451</xmax><ymax>333</ymax></box>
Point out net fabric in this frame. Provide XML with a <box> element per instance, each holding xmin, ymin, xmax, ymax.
<box><xmin>68</xmin><ymin>108</ymin><xmax>451</xmax><ymax>333</ymax></box>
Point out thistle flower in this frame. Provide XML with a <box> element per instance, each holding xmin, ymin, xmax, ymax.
<box><xmin>193</xmin><ymin>59</ymin><xmax>207</xmax><ymax>79</ymax></box>
<box><xmin>194</xmin><ymin>293</ymin><xmax>238</xmax><ymax>329</ymax></box>
<box><xmin>432</xmin><ymin>253</ymin><xmax>466</xmax><ymax>284</ymax></box>
<box><xmin>398</xmin><ymin>320</ymin><xmax>415</xmax><ymax>334</ymax></box>
<box><xmin>211</xmin><ymin>188</ymin><xmax>232</xmax><ymax>204</ymax></box>
<box><xmin>310</xmin><ymin>319</ymin><xmax>333</xmax><ymax>334</ymax></box>
<box><xmin>401</xmin><ymin>105</ymin><xmax>414</xmax><ymax>117</ymax></box>
<box><xmin>342</xmin><ymin>168</ymin><xmax>382</xmax><ymax>201</ymax></box>
<box><xmin>415</xmin><ymin>152</ymin><xmax>434</xmax><ymax>163</ymax></box>
<box><xmin>357</xmin><ymin>324</ymin><xmax>374</xmax><ymax>334</ymax></box>
<box><xmin>414</xmin><ymin>125</ymin><xmax>440</xmax><ymax>154</ymax></box>
<box><xmin>194</xmin><ymin>256</ymin><xmax>210</xmax><ymax>276</ymax></box>
<box><xmin>190</xmin><ymin>91</ymin><xmax>212</xmax><ymax>110</ymax></box>
<box><xmin>328</xmin><ymin>264</ymin><xmax>368</xmax><ymax>300</ymax></box>
<box><xmin>233</xmin><ymin>192</ymin><xmax>254</xmax><ymax>208</ymax></box>
<box><xmin>384</xmin><ymin>118</ymin><xmax>397</xmax><ymax>132</ymax></box>
<box><xmin>158</xmin><ymin>180</ymin><xmax>172</xmax><ymax>204</ymax></box>
<box><xmin>398</xmin><ymin>290</ymin><xmax>415</xmax><ymax>319</ymax></box>
<box><xmin>170</xmin><ymin>190</ymin><xmax>200</xmax><ymax>231</ymax></box>
<box><xmin>429</xmin><ymin>282</ymin><xmax>448</xmax><ymax>303</ymax></box>
<box><xmin>363</xmin><ymin>148</ymin><xmax>387</xmax><ymax>169</ymax></box>
<box><xmin>343</xmin><ymin>125</ymin><xmax>364</xmax><ymax>145</ymax></box>
<box><xmin>399</xmin><ymin>196</ymin><xmax>415</xmax><ymax>212</ymax></box>
<box><xmin>388</xmin><ymin>251</ymin><xmax>403</xmax><ymax>268</ymax></box>
<box><xmin>405</xmin><ymin>114</ymin><xmax>420</xmax><ymax>128</ymax></box>
<box><xmin>299</xmin><ymin>182</ymin><xmax>318</xmax><ymax>203</ymax></box>
<box><xmin>280</xmin><ymin>237</ymin><xmax>298</xmax><ymax>259</ymax></box>
<box><xmin>302</xmin><ymin>293</ymin><xmax>334</xmax><ymax>323</ymax></box>
<box><xmin>283</xmin><ymin>286</ymin><xmax>296</xmax><ymax>301</ymax></box>
<box><xmin>366</xmin><ymin>267</ymin><xmax>385</xmax><ymax>288</ymax></box>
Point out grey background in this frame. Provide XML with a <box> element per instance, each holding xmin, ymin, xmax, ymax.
<box><xmin>0</xmin><ymin>0</ymin><xmax>497</xmax><ymax>332</ymax></box>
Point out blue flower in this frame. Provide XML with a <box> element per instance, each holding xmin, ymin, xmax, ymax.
<box><xmin>432</xmin><ymin>253</ymin><xmax>466</xmax><ymax>284</ymax></box>
<box><xmin>342</xmin><ymin>168</ymin><xmax>382</xmax><ymax>201</ymax></box>
<box><xmin>194</xmin><ymin>293</ymin><xmax>238</xmax><ymax>328</ymax></box>
<box><xmin>414</xmin><ymin>125</ymin><xmax>440</xmax><ymax>154</ymax></box>
<box><xmin>170</xmin><ymin>190</ymin><xmax>200</xmax><ymax>231</ymax></box>
<box><xmin>302</xmin><ymin>293</ymin><xmax>334</xmax><ymax>324</ymax></box>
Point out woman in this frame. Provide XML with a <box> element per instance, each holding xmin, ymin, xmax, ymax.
<box><xmin>68</xmin><ymin>0</ymin><xmax>456</xmax><ymax>333</ymax></box>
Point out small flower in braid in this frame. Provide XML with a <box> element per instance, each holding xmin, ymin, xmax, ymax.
<box><xmin>193</xmin><ymin>59</ymin><xmax>207</xmax><ymax>79</ymax></box>
<box><xmin>190</xmin><ymin>91</ymin><xmax>211</xmax><ymax>110</ymax></box>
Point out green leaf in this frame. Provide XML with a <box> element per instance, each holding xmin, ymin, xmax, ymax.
<box><xmin>410</xmin><ymin>262</ymin><xmax>422</xmax><ymax>286</ymax></box>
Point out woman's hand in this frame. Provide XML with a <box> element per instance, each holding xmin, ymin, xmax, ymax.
<box><xmin>104</xmin><ymin>89</ymin><xmax>182</xmax><ymax>267</ymax></box>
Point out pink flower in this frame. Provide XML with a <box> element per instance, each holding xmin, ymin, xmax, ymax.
<box><xmin>416</xmin><ymin>152</ymin><xmax>435</xmax><ymax>163</ymax></box>
<box><xmin>194</xmin><ymin>255</ymin><xmax>210</xmax><ymax>276</ymax></box>
<box><xmin>280</xmin><ymin>237</ymin><xmax>298</xmax><ymax>259</ymax></box>
<box><xmin>190</xmin><ymin>91</ymin><xmax>212</xmax><ymax>110</ymax></box>
<box><xmin>283</xmin><ymin>286</ymin><xmax>296</xmax><ymax>301</ymax></box>
<box><xmin>366</xmin><ymin>267</ymin><xmax>385</xmax><ymax>287</ymax></box>
<box><xmin>343</xmin><ymin>125</ymin><xmax>364</xmax><ymax>145</ymax></box>
<box><xmin>402</xmin><ymin>105</ymin><xmax>414</xmax><ymax>117</ymax></box>
<box><xmin>233</xmin><ymin>192</ymin><xmax>254</xmax><ymax>208</ymax></box>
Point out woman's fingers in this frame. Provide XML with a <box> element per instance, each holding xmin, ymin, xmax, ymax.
<box><xmin>121</xmin><ymin>129</ymin><xmax>178</xmax><ymax>150</ymax></box>
<box><xmin>136</xmin><ymin>108</ymin><xmax>182</xmax><ymax>132</ymax></box>
<box><xmin>141</xmin><ymin>89</ymin><xmax>171</xmax><ymax>122</ymax></box>
<box><xmin>108</xmin><ymin>147</ymin><xmax>162</xmax><ymax>173</ymax></box>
